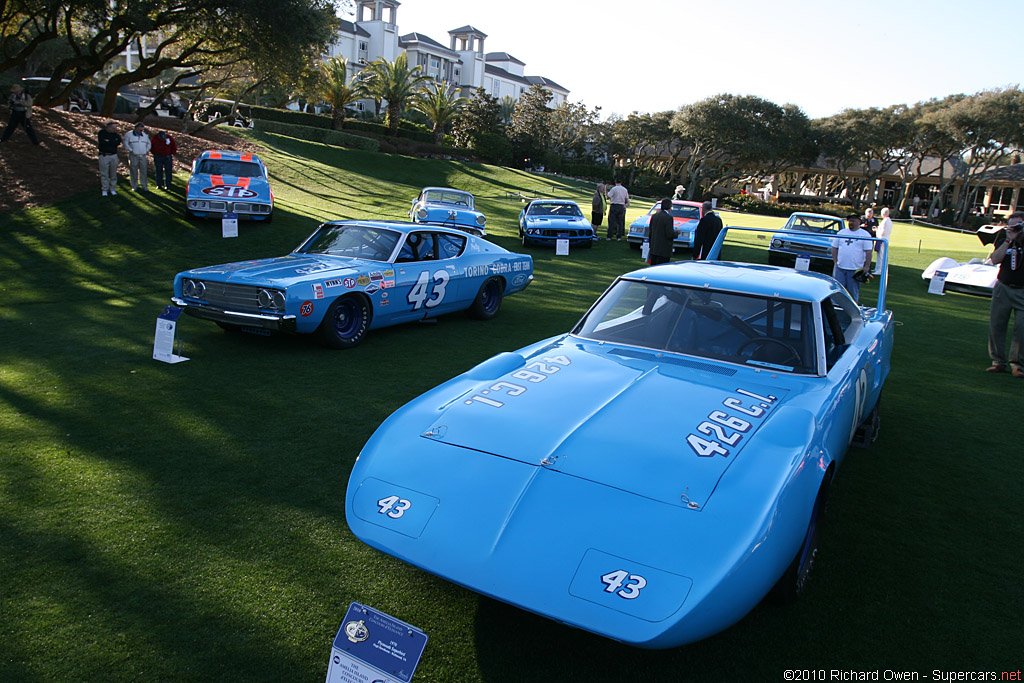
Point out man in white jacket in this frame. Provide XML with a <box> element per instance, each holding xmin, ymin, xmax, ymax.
<box><xmin>124</xmin><ymin>122</ymin><xmax>152</xmax><ymax>191</ymax></box>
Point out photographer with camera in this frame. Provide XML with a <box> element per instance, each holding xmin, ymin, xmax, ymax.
<box><xmin>987</xmin><ymin>212</ymin><xmax>1024</xmax><ymax>377</ymax></box>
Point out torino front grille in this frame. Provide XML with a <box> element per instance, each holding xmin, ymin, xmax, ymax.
<box><xmin>199</xmin><ymin>282</ymin><xmax>264</xmax><ymax>312</ymax></box>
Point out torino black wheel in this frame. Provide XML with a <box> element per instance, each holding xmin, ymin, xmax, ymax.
<box><xmin>468</xmin><ymin>277</ymin><xmax>503</xmax><ymax>320</ymax></box>
<box><xmin>318</xmin><ymin>295</ymin><xmax>371</xmax><ymax>349</ymax></box>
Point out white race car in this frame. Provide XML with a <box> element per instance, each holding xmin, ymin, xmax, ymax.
<box><xmin>921</xmin><ymin>257</ymin><xmax>998</xmax><ymax>296</ymax></box>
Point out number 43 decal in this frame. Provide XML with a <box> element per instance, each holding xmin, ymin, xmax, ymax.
<box><xmin>601</xmin><ymin>569</ymin><xmax>647</xmax><ymax>599</ymax></box>
<box><xmin>407</xmin><ymin>270</ymin><xmax>450</xmax><ymax>310</ymax></box>
<box><xmin>377</xmin><ymin>495</ymin><xmax>411</xmax><ymax>518</ymax></box>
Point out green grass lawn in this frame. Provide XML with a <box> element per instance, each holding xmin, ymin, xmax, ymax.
<box><xmin>1</xmin><ymin>132</ymin><xmax>1020</xmax><ymax>681</ymax></box>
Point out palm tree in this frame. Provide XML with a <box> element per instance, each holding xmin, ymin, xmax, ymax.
<box><xmin>318</xmin><ymin>57</ymin><xmax>364</xmax><ymax>130</ymax></box>
<box><xmin>412</xmin><ymin>82</ymin><xmax>466</xmax><ymax>144</ymax></box>
<box><xmin>499</xmin><ymin>95</ymin><xmax>517</xmax><ymax>126</ymax></box>
<box><xmin>361</xmin><ymin>52</ymin><xmax>432</xmax><ymax>136</ymax></box>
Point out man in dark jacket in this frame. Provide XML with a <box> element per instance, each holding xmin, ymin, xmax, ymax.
<box><xmin>648</xmin><ymin>199</ymin><xmax>677</xmax><ymax>265</ymax></box>
<box><xmin>1</xmin><ymin>84</ymin><xmax>40</xmax><ymax>145</ymax></box>
<box><xmin>692</xmin><ymin>201</ymin><xmax>723</xmax><ymax>260</ymax></box>
<box><xmin>97</xmin><ymin>121</ymin><xmax>122</xmax><ymax>196</ymax></box>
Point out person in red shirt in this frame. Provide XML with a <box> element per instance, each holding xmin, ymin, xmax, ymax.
<box><xmin>150</xmin><ymin>129</ymin><xmax>178</xmax><ymax>190</ymax></box>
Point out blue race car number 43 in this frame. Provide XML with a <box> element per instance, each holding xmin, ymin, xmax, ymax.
<box><xmin>407</xmin><ymin>270</ymin><xmax>449</xmax><ymax>310</ymax></box>
<box><xmin>686</xmin><ymin>388</ymin><xmax>777</xmax><ymax>458</ymax></box>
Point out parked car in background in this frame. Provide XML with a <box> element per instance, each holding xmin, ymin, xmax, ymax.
<box><xmin>345</xmin><ymin>226</ymin><xmax>893</xmax><ymax>647</ymax></box>
<box><xmin>768</xmin><ymin>212</ymin><xmax>845</xmax><ymax>267</ymax></box>
<box><xmin>172</xmin><ymin>221</ymin><xmax>533</xmax><ymax>348</ymax></box>
<box><xmin>409</xmin><ymin>187</ymin><xmax>487</xmax><ymax>235</ymax></box>
<box><xmin>921</xmin><ymin>257</ymin><xmax>998</xmax><ymax>296</ymax></box>
<box><xmin>20</xmin><ymin>77</ymin><xmax>92</xmax><ymax>113</ymax></box>
<box><xmin>627</xmin><ymin>200</ymin><xmax>704</xmax><ymax>250</ymax></box>
<box><xmin>518</xmin><ymin>199</ymin><xmax>598</xmax><ymax>248</ymax></box>
<box><xmin>185</xmin><ymin>150</ymin><xmax>274</xmax><ymax>223</ymax></box>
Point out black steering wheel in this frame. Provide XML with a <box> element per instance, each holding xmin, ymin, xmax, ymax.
<box><xmin>737</xmin><ymin>336</ymin><xmax>801</xmax><ymax>366</ymax></box>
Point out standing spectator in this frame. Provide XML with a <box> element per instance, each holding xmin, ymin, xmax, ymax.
<box><xmin>606</xmin><ymin>178</ymin><xmax>629</xmax><ymax>241</ymax></box>
<box><xmin>986</xmin><ymin>212</ymin><xmax>1024</xmax><ymax>378</ymax></box>
<box><xmin>151</xmin><ymin>129</ymin><xmax>177</xmax><ymax>190</ymax></box>
<box><xmin>692</xmin><ymin>201</ymin><xmax>723</xmax><ymax>260</ymax></box>
<box><xmin>591</xmin><ymin>183</ymin><xmax>605</xmax><ymax>229</ymax></box>
<box><xmin>97</xmin><ymin>121</ymin><xmax>122</xmax><ymax>196</ymax></box>
<box><xmin>874</xmin><ymin>207</ymin><xmax>894</xmax><ymax>274</ymax></box>
<box><xmin>862</xmin><ymin>207</ymin><xmax>879</xmax><ymax>271</ymax></box>
<box><xmin>647</xmin><ymin>199</ymin><xmax>677</xmax><ymax>265</ymax></box>
<box><xmin>831</xmin><ymin>215</ymin><xmax>873</xmax><ymax>302</ymax></box>
<box><xmin>1</xmin><ymin>84</ymin><xmax>40</xmax><ymax>145</ymax></box>
<box><xmin>673</xmin><ymin>185</ymin><xmax>686</xmax><ymax>200</ymax></box>
<box><xmin>124</xmin><ymin>122</ymin><xmax>152</xmax><ymax>191</ymax></box>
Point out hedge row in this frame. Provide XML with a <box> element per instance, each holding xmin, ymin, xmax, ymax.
<box><xmin>718</xmin><ymin>194</ymin><xmax>852</xmax><ymax>218</ymax></box>
<box><xmin>245</xmin><ymin>104</ymin><xmax>437</xmax><ymax>143</ymax></box>
<box><xmin>255</xmin><ymin>119</ymin><xmax>380</xmax><ymax>153</ymax></box>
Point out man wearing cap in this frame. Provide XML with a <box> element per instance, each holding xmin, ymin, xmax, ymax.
<box><xmin>987</xmin><ymin>212</ymin><xmax>1024</xmax><ymax>378</ymax></box>
<box><xmin>124</xmin><ymin>122</ymin><xmax>152</xmax><ymax>191</ymax></box>
<box><xmin>1</xmin><ymin>83</ymin><xmax>40</xmax><ymax>145</ymax></box>
<box><xmin>97</xmin><ymin>121</ymin><xmax>122</xmax><ymax>196</ymax></box>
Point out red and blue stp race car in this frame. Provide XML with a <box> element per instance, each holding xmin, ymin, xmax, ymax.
<box><xmin>185</xmin><ymin>150</ymin><xmax>274</xmax><ymax>222</ymax></box>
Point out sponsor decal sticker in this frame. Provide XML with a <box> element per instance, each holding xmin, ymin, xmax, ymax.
<box><xmin>343</xmin><ymin>277</ymin><xmax>356</xmax><ymax>289</ymax></box>
<box><xmin>356</xmin><ymin>275</ymin><xmax>371</xmax><ymax>286</ymax></box>
<box><xmin>201</xmin><ymin>185</ymin><xmax>258</xmax><ymax>199</ymax></box>
<box><xmin>300</xmin><ymin>301</ymin><xmax>314</xmax><ymax>317</ymax></box>
<box><xmin>381</xmin><ymin>280</ymin><xmax>395</xmax><ymax>288</ymax></box>
<box><xmin>383</xmin><ymin>269</ymin><xmax>395</xmax><ymax>278</ymax></box>
<box><xmin>364</xmin><ymin>283</ymin><xmax>380</xmax><ymax>295</ymax></box>
<box><xmin>369</xmin><ymin>271</ymin><xmax>383</xmax><ymax>281</ymax></box>
<box><xmin>380</xmin><ymin>291</ymin><xmax>389</xmax><ymax>299</ymax></box>
<box><xmin>312</xmin><ymin>283</ymin><xmax>324</xmax><ymax>299</ymax></box>
<box><xmin>324</xmin><ymin>278</ymin><xmax>345</xmax><ymax>288</ymax></box>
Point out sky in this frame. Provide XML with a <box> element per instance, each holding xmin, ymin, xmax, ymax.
<box><xmin>352</xmin><ymin>0</ymin><xmax>1021</xmax><ymax>121</ymax></box>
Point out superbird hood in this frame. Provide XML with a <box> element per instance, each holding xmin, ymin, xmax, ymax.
<box><xmin>422</xmin><ymin>337</ymin><xmax>789</xmax><ymax>510</ymax></box>
<box><xmin>182</xmin><ymin>253</ymin><xmax>378</xmax><ymax>288</ymax></box>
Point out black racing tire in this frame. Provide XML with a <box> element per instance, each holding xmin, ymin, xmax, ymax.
<box><xmin>468</xmin><ymin>277</ymin><xmax>504</xmax><ymax>321</ymax></box>
<box><xmin>317</xmin><ymin>294</ymin><xmax>371</xmax><ymax>349</ymax></box>
<box><xmin>769</xmin><ymin>474</ymin><xmax>831</xmax><ymax>604</ymax></box>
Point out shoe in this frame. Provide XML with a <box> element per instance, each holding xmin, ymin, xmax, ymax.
<box><xmin>111</xmin><ymin>189</ymin><xmax>118</xmax><ymax>195</ymax></box>
<box><xmin>102</xmin><ymin>190</ymin><xmax>109</xmax><ymax>196</ymax></box>
<box><xmin>985</xmin><ymin>364</ymin><xmax>1006</xmax><ymax>373</ymax></box>
<box><xmin>617</xmin><ymin>238</ymin><xmax>622</xmax><ymax>241</ymax></box>
<box><xmin>1013</xmin><ymin>367</ymin><xmax>1024</xmax><ymax>379</ymax></box>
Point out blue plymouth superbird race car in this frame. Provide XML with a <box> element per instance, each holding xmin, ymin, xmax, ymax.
<box><xmin>345</xmin><ymin>227</ymin><xmax>893</xmax><ymax>647</ymax></box>
<box><xmin>185</xmin><ymin>150</ymin><xmax>275</xmax><ymax>222</ymax></box>
<box><xmin>172</xmin><ymin>221</ymin><xmax>532</xmax><ymax>348</ymax></box>
<box><xmin>409</xmin><ymin>186</ymin><xmax>487</xmax><ymax>235</ymax></box>
<box><xmin>518</xmin><ymin>199</ymin><xmax>598</xmax><ymax>248</ymax></box>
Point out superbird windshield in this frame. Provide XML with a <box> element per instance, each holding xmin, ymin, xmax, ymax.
<box><xmin>574</xmin><ymin>279</ymin><xmax>817</xmax><ymax>374</ymax></box>
<box><xmin>298</xmin><ymin>225</ymin><xmax>400</xmax><ymax>261</ymax></box>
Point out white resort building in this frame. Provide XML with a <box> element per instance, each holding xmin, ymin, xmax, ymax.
<box><xmin>327</xmin><ymin>0</ymin><xmax>569</xmax><ymax>111</ymax></box>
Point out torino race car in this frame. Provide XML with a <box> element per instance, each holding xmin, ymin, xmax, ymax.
<box><xmin>185</xmin><ymin>150</ymin><xmax>274</xmax><ymax>222</ymax></box>
<box><xmin>346</xmin><ymin>227</ymin><xmax>893</xmax><ymax>648</ymax></box>
<box><xmin>172</xmin><ymin>221</ymin><xmax>533</xmax><ymax>348</ymax></box>
<box><xmin>409</xmin><ymin>187</ymin><xmax>487</xmax><ymax>235</ymax></box>
<box><xmin>518</xmin><ymin>199</ymin><xmax>598</xmax><ymax>248</ymax></box>
<box><xmin>768</xmin><ymin>212</ymin><xmax>845</xmax><ymax>267</ymax></box>
<box><xmin>626</xmin><ymin>200</ymin><xmax>704</xmax><ymax>250</ymax></box>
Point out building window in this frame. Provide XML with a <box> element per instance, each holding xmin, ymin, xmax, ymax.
<box><xmin>454</xmin><ymin>68</ymin><xmax>460</xmax><ymax>78</ymax></box>
<box><xmin>990</xmin><ymin>186</ymin><xmax>1013</xmax><ymax>212</ymax></box>
<box><xmin>430</xmin><ymin>57</ymin><xmax>440</xmax><ymax>69</ymax></box>
<box><xmin>359</xmin><ymin>41</ymin><xmax>368</xmax><ymax>52</ymax></box>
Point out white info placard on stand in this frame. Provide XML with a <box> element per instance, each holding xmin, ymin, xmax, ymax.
<box><xmin>795</xmin><ymin>254</ymin><xmax>811</xmax><ymax>272</ymax></box>
<box><xmin>222</xmin><ymin>212</ymin><xmax>239</xmax><ymax>238</ymax></box>
<box><xmin>555</xmin><ymin>236</ymin><xmax>569</xmax><ymax>256</ymax></box>
<box><xmin>153</xmin><ymin>306</ymin><xmax>189</xmax><ymax>363</ymax></box>
<box><xmin>928</xmin><ymin>270</ymin><xmax>948</xmax><ymax>295</ymax></box>
<box><xmin>641</xmin><ymin>241</ymin><xmax>650</xmax><ymax>261</ymax></box>
<box><xmin>326</xmin><ymin>603</ymin><xmax>427</xmax><ymax>683</ymax></box>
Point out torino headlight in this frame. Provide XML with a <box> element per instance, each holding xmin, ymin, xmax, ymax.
<box><xmin>257</xmin><ymin>288</ymin><xmax>286</xmax><ymax>311</ymax></box>
<box><xmin>476</xmin><ymin>214</ymin><xmax>486</xmax><ymax>226</ymax></box>
<box><xmin>182</xmin><ymin>278</ymin><xmax>206</xmax><ymax>298</ymax></box>
<box><xmin>771</xmin><ymin>238</ymin><xmax>783</xmax><ymax>249</ymax></box>
<box><xmin>416</xmin><ymin>208</ymin><xmax>428</xmax><ymax>220</ymax></box>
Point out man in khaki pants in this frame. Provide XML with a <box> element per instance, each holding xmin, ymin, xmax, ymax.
<box><xmin>97</xmin><ymin>121</ymin><xmax>122</xmax><ymax>196</ymax></box>
<box><xmin>124</xmin><ymin>122</ymin><xmax>152</xmax><ymax>191</ymax></box>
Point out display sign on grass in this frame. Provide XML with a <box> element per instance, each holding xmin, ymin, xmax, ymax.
<box><xmin>325</xmin><ymin>603</ymin><xmax>428</xmax><ymax>683</ymax></box>
<box><xmin>153</xmin><ymin>306</ymin><xmax>188</xmax><ymax>363</ymax></box>
<box><xmin>222</xmin><ymin>212</ymin><xmax>238</xmax><ymax>238</ymax></box>
<box><xmin>556</xmin><ymin>233</ymin><xmax>569</xmax><ymax>256</ymax></box>
<box><xmin>795</xmin><ymin>254</ymin><xmax>811</xmax><ymax>272</ymax></box>
<box><xmin>928</xmin><ymin>270</ymin><xmax>948</xmax><ymax>295</ymax></box>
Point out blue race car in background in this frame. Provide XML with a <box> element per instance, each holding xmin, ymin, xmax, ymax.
<box><xmin>626</xmin><ymin>200</ymin><xmax>704</xmax><ymax>250</ymax></box>
<box><xmin>172</xmin><ymin>221</ymin><xmax>532</xmax><ymax>348</ymax></box>
<box><xmin>345</xmin><ymin>226</ymin><xmax>893</xmax><ymax>647</ymax></box>
<box><xmin>409</xmin><ymin>187</ymin><xmax>487</xmax><ymax>235</ymax></box>
<box><xmin>768</xmin><ymin>212</ymin><xmax>845</xmax><ymax>267</ymax></box>
<box><xmin>518</xmin><ymin>199</ymin><xmax>598</xmax><ymax>248</ymax></box>
<box><xmin>185</xmin><ymin>150</ymin><xmax>274</xmax><ymax>222</ymax></box>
